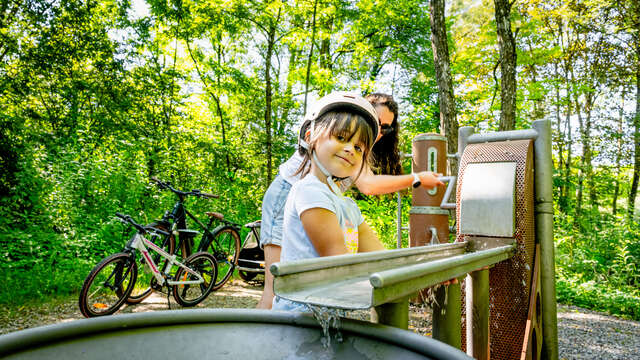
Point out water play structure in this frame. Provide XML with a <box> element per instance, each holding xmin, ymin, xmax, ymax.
<box><xmin>272</xmin><ymin>120</ymin><xmax>557</xmax><ymax>360</ymax></box>
<box><xmin>0</xmin><ymin>120</ymin><xmax>557</xmax><ymax>360</ymax></box>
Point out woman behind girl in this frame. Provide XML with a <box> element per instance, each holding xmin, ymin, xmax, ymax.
<box><xmin>258</xmin><ymin>92</ymin><xmax>444</xmax><ymax>309</ymax></box>
<box><xmin>271</xmin><ymin>93</ymin><xmax>387</xmax><ymax>311</ymax></box>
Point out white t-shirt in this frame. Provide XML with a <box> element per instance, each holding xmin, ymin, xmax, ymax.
<box><xmin>273</xmin><ymin>174</ymin><xmax>365</xmax><ymax>312</ymax></box>
<box><xmin>278</xmin><ymin>151</ymin><xmax>305</xmax><ymax>184</ymax></box>
<box><xmin>280</xmin><ymin>174</ymin><xmax>364</xmax><ymax>262</ymax></box>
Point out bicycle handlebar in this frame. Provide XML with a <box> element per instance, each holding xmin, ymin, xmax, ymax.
<box><xmin>150</xmin><ymin>177</ymin><xmax>219</xmax><ymax>199</ymax></box>
<box><xmin>115</xmin><ymin>212</ymin><xmax>147</xmax><ymax>233</ymax></box>
<box><xmin>115</xmin><ymin>213</ymin><xmax>170</xmax><ymax>236</ymax></box>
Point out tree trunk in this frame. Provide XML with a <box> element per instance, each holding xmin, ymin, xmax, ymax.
<box><xmin>572</xmin><ymin>70</ymin><xmax>585</xmax><ymax>220</ymax></box>
<box><xmin>303</xmin><ymin>0</ymin><xmax>319</xmax><ymax>115</ymax></box>
<box><xmin>264</xmin><ymin>20</ymin><xmax>277</xmax><ymax>185</ymax></box>
<box><xmin>584</xmin><ymin>93</ymin><xmax>596</xmax><ymax>211</ymax></box>
<box><xmin>280</xmin><ymin>49</ymin><xmax>298</xmax><ymax>124</ymax></box>
<box><xmin>319</xmin><ymin>16</ymin><xmax>333</xmax><ymax>71</ymax></box>
<box><xmin>554</xmin><ymin>61</ymin><xmax>566</xmax><ymax>210</ymax></box>
<box><xmin>527</xmin><ymin>39</ymin><xmax>544</xmax><ymax>120</ymax></box>
<box><xmin>563</xmin><ymin>90</ymin><xmax>573</xmax><ymax>213</ymax></box>
<box><xmin>429</xmin><ymin>0</ymin><xmax>459</xmax><ymax>177</ymax></box>
<box><xmin>613</xmin><ymin>89</ymin><xmax>625</xmax><ymax>215</ymax></box>
<box><xmin>494</xmin><ymin>0</ymin><xmax>517</xmax><ymax>131</ymax></box>
<box><xmin>629</xmin><ymin>55</ymin><xmax>640</xmax><ymax>218</ymax></box>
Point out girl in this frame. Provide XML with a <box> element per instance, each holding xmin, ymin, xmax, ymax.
<box><xmin>271</xmin><ymin>93</ymin><xmax>390</xmax><ymax>311</ymax></box>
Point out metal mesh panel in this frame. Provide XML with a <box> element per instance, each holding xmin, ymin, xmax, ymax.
<box><xmin>456</xmin><ymin>140</ymin><xmax>535</xmax><ymax>359</ymax></box>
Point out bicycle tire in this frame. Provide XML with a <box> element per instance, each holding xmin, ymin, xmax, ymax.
<box><xmin>238</xmin><ymin>270</ymin><xmax>258</xmax><ymax>282</ymax></box>
<box><xmin>172</xmin><ymin>251</ymin><xmax>217</xmax><ymax>307</ymax></box>
<box><xmin>78</xmin><ymin>252</ymin><xmax>137</xmax><ymax>318</ymax></box>
<box><xmin>238</xmin><ymin>228</ymin><xmax>261</xmax><ymax>282</ymax></box>
<box><xmin>126</xmin><ymin>223</ymin><xmax>176</xmax><ymax>304</ymax></box>
<box><xmin>202</xmin><ymin>225</ymin><xmax>240</xmax><ymax>290</ymax></box>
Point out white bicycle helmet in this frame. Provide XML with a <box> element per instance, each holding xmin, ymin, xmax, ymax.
<box><xmin>299</xmin><ymin>92</ymin><xmax>379</xmax><ymax>149</ymax></box>
<box><xmin>299</xmin><ymin>92</ymin><xmax>379</xmax><ymax>195</ymax></box>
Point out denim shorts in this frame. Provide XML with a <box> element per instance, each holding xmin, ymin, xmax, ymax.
<box><xmin>260</xmin><ymin>174</ymin><xmax>292</xmax><ymax>248</ymax></box>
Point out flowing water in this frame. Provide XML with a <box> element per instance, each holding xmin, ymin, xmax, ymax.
<box><xmin>306</xmin><ymin>304</ymin><xmax>346</xmax><ymax>349</ymax></box>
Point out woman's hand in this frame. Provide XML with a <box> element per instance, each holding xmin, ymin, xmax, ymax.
<box><xmin>417</xmin><ymin>171</ymin><xmax>445</xmax><ymax>189</ymax></box>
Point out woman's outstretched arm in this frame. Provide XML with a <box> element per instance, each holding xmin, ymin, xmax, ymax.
<box><xmin>354</xmin><ymin>164</ymin><xmax>444</xmax><ymax>196</ymax></box>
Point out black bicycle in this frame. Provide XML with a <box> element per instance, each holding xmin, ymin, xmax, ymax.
<box><xmin>134</xmin><ymin>178</ymin><xmax>240</xmax><ymax>296</ymax></box>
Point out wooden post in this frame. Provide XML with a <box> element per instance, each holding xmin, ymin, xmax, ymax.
<box><xmin>467</xmin><ymin>268</ymin><xmax>490</xmax><ymax>360</ymax></box>
<box><xmin>432</xmin><ymin>280</ymin><xmax>462</xmax><ymax>349</ymax></box>
<box><xmin>371</xmin><ymin>297</ymin><xmax>409</xmax><ymax>330</ymax></box>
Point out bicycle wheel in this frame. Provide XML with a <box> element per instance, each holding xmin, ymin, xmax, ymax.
<box><xmin>202</xmin><ymin>225</ymin><xmax>240</xmax><ymax>290</ymax></box>
<box><xmin>238</xmin><ymin>270</ymin><xmax>258</xmax><ymax>282</ymax></box>
<box><xmin>172</xmin><ymin>251</ymin><xmax>217</xmax><ymax>307</ymax></box>
<box><xmin>79</xmin><ymin>252</ymin><xmax>137</xmax><ymax>318</ymax></box>
<box><xmin>238</xmin><ymin>229</ymin><xmax>260</xmax><ymax>282</ymax></box>
<box><xmin>126</xmin><ymin>223</ymin><xmax>176</xmax><ymax>304</ymax></box>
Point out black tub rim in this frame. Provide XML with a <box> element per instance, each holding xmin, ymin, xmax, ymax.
<box><xmin>0</xmin><ymin>308</ymin><xmax>472</xmax><ymax>359</ymax></box>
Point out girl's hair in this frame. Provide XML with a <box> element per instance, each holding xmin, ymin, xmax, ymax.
<box><xmin>365</xmin><ymin>93</ymin><xmax>403</xmax><ymax>176</ymax></box>
<box><xmin>295</xmin><ymin>111</ymin><xmax>375</xmax><ymax>181</ymax></box>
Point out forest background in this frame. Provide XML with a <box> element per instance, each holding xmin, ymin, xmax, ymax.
<box><xmin>1</xmin><ymin>0</ymin><xmax>639</xmax><ymax>320</ymax></box>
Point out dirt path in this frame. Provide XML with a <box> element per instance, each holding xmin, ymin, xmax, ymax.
<box><xmin>0</xmin><ymin>279</ymin><xmax>264</xmax><ymax>335</ymax></box>
<box><xmin>2</xmin><ymin>280</ymin><xmax>639</xmax><ymax>360</ymax></box>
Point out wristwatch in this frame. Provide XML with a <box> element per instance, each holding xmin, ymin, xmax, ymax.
<box><xmin>412</xmin><ymin>173</ymin><xmax>421</xmax><ymax>188</ymax></box>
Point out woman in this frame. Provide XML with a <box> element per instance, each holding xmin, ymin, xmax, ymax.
<box><xmin>257</xmin><ymin>93</ymin><xmax>443</xmax><ymax>309</ymax></box>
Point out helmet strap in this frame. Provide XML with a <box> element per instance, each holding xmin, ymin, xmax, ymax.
<box><xmin>311</xmin><ymin>151</ymin><xmax>344</xmax><ymax>196</ymax></box>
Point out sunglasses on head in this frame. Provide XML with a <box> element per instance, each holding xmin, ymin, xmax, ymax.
<box><xmin>379</xmin><ymin>120</ymin><xmax>394</xmax><ymax>136</ymax></box>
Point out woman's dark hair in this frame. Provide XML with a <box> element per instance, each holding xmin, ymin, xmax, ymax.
<box><xmin>365</xmin><ymin>93</ymin><xmax>403</xmax><ymax>175</ymax></box>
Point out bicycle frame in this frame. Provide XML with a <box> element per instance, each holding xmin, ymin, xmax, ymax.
<box><xmin>128</xmin><ymin>233</ymin><xmax>204</xmax><ymax>287</ymax></box>
<box><xmin>162</xmin><ymin>198</ymin><xmax>223</xmax><ymax>256</ymax></box>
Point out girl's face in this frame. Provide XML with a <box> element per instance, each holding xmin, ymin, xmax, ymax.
<box><xmin>312</xmin><ymin>125</ymin><xmax>366</xmax><ymax>182</ymax></box>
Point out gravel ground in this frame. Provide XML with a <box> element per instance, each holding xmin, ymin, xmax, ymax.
<box><xmin>1</xmin><ymin>279</ymin><xmax>638</xmax><ymax>359</ymax></box>
<box><xmin>556</xmin><ymin>304</ymin><xmax>640</xmax><ymax>360</ymax></box>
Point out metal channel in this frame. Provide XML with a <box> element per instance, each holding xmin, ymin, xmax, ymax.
<box><xmin>272</xmin><ymin>243</ymin><xmax>468</xmax><ymax>309</ymax></box>
<box><xmin>371</xmin><ymin>244</ymin><xmax>515</xmax><ymax>307</ymax></box>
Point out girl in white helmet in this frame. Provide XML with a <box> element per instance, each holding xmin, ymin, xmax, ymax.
<box><xmin>258</xmin><ymin>92</ymin><xmax>444</xmax><ymax>309</ymax></box>
<box><xmin>271</xmin><ymin>93</ymin><xmax>385</xmax><ymax>311</ymax></box>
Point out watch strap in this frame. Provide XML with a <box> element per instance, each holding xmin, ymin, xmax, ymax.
<box><xmin>412</xmin><ymin>173</ymin><xmax>421</xmax><ymax>188</ymax></box>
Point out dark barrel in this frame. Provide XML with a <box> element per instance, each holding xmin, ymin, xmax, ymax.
<box><xmin>0</xmin><ymin>309</ymin><xmax>472</xmax><ymax>360</ymax></box>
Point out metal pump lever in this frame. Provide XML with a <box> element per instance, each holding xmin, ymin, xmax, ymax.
<box><xmin>438</xmin><ymin>176</ymin><xmax>457</xmax><ymax>210</ymax></box>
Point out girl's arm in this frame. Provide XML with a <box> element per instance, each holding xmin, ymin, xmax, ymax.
<box><xmin>357</xmin><ymin>221</ymin><xmax>385</xmax><ymax>252</ymax></box>
<box><xmin>354</xmin><ymin>164</ymin><xmax>444</xmax><ymax>196</ymax></box>
<box><xmin>300</xmin><ymin>207</ymin><xmax>349</xmax><ymax>256</ymax></box>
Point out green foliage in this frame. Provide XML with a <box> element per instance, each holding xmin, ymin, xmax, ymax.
<box><xmin>555</xmin><ymin>211</ymin><xmax>640</xmax><ymax>320</ymax></box>
<box><xmin>356</xmin><ymin>194</ymin><xmax>413</xmax><ymax>249</ymax></box>
<box><xmin>556</xmin><ymin>276</ymin><xmax>640</xmax><ymax>321</ymax></box>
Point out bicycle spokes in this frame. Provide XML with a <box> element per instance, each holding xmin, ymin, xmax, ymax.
<box><xmin>172</xmin><ymin>252</ymin><xmax>217</xmax><ymax>307</ymax></box>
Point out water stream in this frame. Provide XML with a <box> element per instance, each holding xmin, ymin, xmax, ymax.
<box><xmin>306</xmin><ymin>304</ymin><xmax>346</xmax><ymax>348</ymax></box>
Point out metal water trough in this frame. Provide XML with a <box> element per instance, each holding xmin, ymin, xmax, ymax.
<box><xmin>0</xmin><ymin>309</ymin><xmax>472</xmax><ymax>360</ymax></box>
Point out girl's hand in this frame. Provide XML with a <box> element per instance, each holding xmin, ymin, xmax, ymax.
<box><xmin>418</xmin><ymin>171</ymin><xmax>445</xmax><ymax>189</ymax></box>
